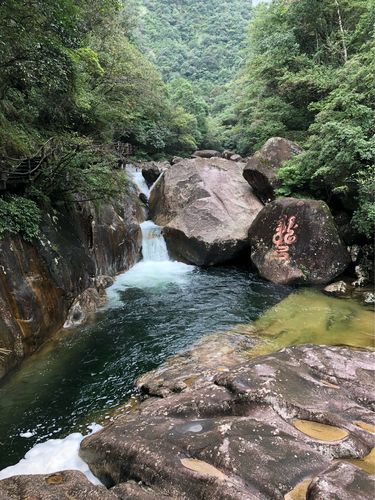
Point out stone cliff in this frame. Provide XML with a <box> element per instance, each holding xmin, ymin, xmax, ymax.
<box><xmin>0</xmin><ymin>188</ymin><xmax>145</xmax><ymax>379</ymax></box>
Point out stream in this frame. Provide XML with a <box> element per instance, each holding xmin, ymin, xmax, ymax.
<box><xmin>0</xmin><ymin>167</ymin><xmax>373</xmax><ymax>481</ymax></box>
<box><xmin>0</xmin><ymin>174</ymin><xmax>289</xmax><ymax>471</ymax></box>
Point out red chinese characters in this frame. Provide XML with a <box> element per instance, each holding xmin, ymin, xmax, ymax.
<box><xmin>272</xmin><ymin>215</ymin><xmax>298</xmax><ymax>260</ymax></box>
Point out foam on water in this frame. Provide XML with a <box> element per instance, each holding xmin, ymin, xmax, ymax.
<box><xmin>0</xmin><ymin>424</ymin><xmax>103</xmax><ymax>484</ymax></box>
<box><xmin>107</xmin><ymin>220</ymin><xmax>194</xmax><ymax>306</ymax></box>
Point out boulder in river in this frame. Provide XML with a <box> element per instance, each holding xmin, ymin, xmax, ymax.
<box><xmin>141</xmin><ymin>161</ymin><xmax>170</xmax><ymax>187</ymax></box>
<box><xmin>149</xmin><ymin>157</ymin><xmax>263</xmax><ymax>265</ymax></box>
<box><xmin>249</xmin><ymin>197</ymin><xmax>351</xmax><ymax>285</ymax></box>
<box><xmin>243</xmin><ymin>137</ymin><xmax>302</xmax><ymax>203</ymax></box>
<box><xmin>191</xmin><ymin>149</ymin><xmax>221</xmax><ymax>159</ymax></box>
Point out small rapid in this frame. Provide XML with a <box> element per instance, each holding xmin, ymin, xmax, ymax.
<box><xmin>107</xmin><ymin>167</ymin><xmax>194</xmax><ymax>304</ymax></box>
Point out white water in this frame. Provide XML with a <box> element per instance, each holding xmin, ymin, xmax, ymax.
<box><xmin>107</xmin><ymin>169</ymin><xmax>194</xmax><ymax>304</ymax></box>
<box><xmin>0</xmin><ymin>424</ymin><xmax>103</xmax><ymax>485</ymax></box>
<box><xmin>126</xmin><ymin>164</ymin><xmax>150</xmax><ymax>197</ymax></box>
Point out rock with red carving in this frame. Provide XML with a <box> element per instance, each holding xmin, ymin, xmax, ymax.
<box><xmin>249</xmin><ymin>197</ymin><xmax>350</xmax><ymax>285</ymax></box>
<box><xmin>243</xmin><ymin>137</ymin><xmax>302</xmax><ymax>203</ymax></box>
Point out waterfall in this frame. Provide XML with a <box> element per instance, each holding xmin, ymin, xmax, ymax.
<box><xmin>126</xmin><ymin>164</ymin><xmax>150</xmax><ymax>197</ymax></box>
<box><xmin>140</xmin><ymin>221</ymin><xmax>169</xmax><ymax>262</ymax></box>
<box><xmin>105</xmin><ymin>165</ymin><xmax>194</xmax><ymax>303</ymax></box>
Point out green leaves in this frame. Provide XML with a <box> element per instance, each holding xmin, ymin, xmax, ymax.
<box><xmin>0</xmin><ymin>195</ymin><xmax>41</xmax><ymax>241</ymax></box>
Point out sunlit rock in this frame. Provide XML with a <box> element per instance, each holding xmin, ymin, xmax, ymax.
<box><xmin>150</xmin><ymin>157</ymin><xmax>263</xmax><ymax>265</ymax></box>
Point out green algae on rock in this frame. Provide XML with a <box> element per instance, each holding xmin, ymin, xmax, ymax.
<box><xmin>248</xmin><ymin>289</ymin><xmax>374</xmax><ymax>357</ymax></box>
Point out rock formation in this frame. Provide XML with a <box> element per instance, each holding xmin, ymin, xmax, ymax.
<box><xmin>76</xmin><ymin>338</ymin><xmax>374</xmax><ymax>499</ymax></box>
<box><xmin>191</xmin><ymin>150</ymin><xmax>221</xmax><ymax>159</ymax></box>
<box><xmin>141</xmin><ymin>161</ymin><xmax>170</xmax><ymax>187</ymax></box>
<box><xmin>0</xmin><ymin>189</ymin><xmax>144</xmax><ymax>379</ymax></box>
<box><xmin>149</xmin><ymin>157</ymin><xmax>263</xmax><ymax>265</ymax></box>
<box><xmin>249</xmin><ymin>197</ymin><xmax>350</xmax><ymax>285</ymax></box>
<box><xmin>243</xmin><ymin>137</ymin><xmax>302</xmax><ymax>203</ymax></box>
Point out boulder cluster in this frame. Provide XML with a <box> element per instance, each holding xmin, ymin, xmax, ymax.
<box><xmin>140</xmin><ymin>138</ymin><xmax>353</xmax><ymax>286</ymax></box>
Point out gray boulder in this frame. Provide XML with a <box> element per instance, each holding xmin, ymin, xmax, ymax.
<box><xmin>141</xmin><ymin>161</ymin><xmax>170</xmax><ymax>187</ymax></box>
<box><xmin>243</xmin><ymin>137</ymin><xmax>302</xmax><ymax>203</ymax></box>
<box><xmin>249</xmin><ymin>197</ymin><xmax>351</xmax><ymax>285</ymax></box>
<box><xmin>191</xmin><ymin>150</ymin><xmax>221</xmax><ymax>159</ymax></box>
<box><xmin>149</xmin><ymin>157</ymin><xmax>263</xmax><ymax>265</ymax></box>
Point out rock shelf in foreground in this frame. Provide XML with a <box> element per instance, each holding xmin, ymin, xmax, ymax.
<box><xmin>77</xmin><ymin>341</ymin><xmax>374</xmax><ymax>499</ymax></box>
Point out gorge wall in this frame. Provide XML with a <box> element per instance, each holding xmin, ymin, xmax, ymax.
<box><xmin>0</xmin><ymin>187</ymin><xmax>145</xmax><ymax>380</ymax></box>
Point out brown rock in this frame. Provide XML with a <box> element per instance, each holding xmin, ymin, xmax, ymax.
<box><xmin>191</xmin><ymin>150</ymin><xmax>221</xmax><ymax>158</ymax></box>
<box><xmin>243</xmin><ymin>137</ymin><xmax>302</xmax><ymax>203</ymax></box>
<box><xmin>249</xmin><ymin>197</ymin><xmax>350</xmax><ymax>285</ymax></box>
<box><xmin>149</xmin><ymin>157</ymin><xmax>263</xmax><ymax>265</ymax></box>
<box><xmin>307</xmin><ymin>462</ymin><xmax>375</xmax><ymax>499</ymax></box>
<box><xmin>0</xmin><ymin>471</ymin><xmax>116</xmax><ymax>499</ymax></box>
<box><xmin>0</xmin><ymin>192</ymin><xmax>142</xmax><ymax>380</ymax></box>
<box><xmin>80</xmin><ymin>345</ymin><xmax>375</xmax><ymax>499</ymax></box>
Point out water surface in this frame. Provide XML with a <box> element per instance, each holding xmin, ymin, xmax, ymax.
<box><xmin>0</xmin><ymin>265</ymin><xmax>289</xmax><ymax>469</ymax></box>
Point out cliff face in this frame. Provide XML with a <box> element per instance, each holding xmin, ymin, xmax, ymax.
<box><xmin>0</xmin><ymin>188</ymin><xmax>145</xmax><ymax>379</ymax></box>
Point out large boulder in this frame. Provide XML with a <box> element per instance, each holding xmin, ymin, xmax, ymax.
<box><xmin>249</xmin><ymin>197</ymin><xmax>350</xmax><ymax>285</ymax></box>
<box><xmin>243</xmin><ymin>137</ymin><xmax>302</xmax><ymax>203</ymax></box>
<box><xmin>191</xmin><ymin>150</ymin><xmax>221</xmax><ymax>159</ymax></box>
<box><xmin>80</xmin><ymin>343</ymin><xmax>375</xmax><ymax>499</ymax></box>
<box><xmin>141</xmin><ymin>161</ymin><xmax>170</xmax><ymax>187</ymax></box>
<box><xmin>149</xmin><ymin>157</ymin><xmax>263</xmax><ymax>265</ymax></box>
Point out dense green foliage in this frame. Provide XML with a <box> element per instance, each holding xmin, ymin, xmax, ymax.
<box><xmin>231</xmin><ymin>0</ymin><xmax>374</xmax><ymax>237</ymax></box>
<box><xmin>133</xmin><ymin>0</ymin><xmax>254</xmax><ymax>147</ymax></box>
<box><xmin>0</xmin><ymin>195</ymin><xmax>41</xmax><ymax>241</ymax></box>
<box><xmin>134</xmin><ymin>0</ymin><xmax>253</xmax><ymax>100</ymax></box>
<box><xmin>0</xmin><ymin>0</ymin><xmax>373</xmax><ymax>240</ymax></box>
<box><xmin>0</xmin><ymin>0</ymin><xmax>205</xmax><ymax>238</ymax></box>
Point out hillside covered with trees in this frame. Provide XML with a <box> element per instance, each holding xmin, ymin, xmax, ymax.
<box><xmin>228</xmin><ymin>0</ymin><xmax>374</xmax><ymax>237</ymax></box>
<box><xmin>0</xmin><ymin>0</ymin><xmax>373</xmax><ymax>240</ymax></box>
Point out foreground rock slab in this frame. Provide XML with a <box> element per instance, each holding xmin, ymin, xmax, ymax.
<box><xmin>243</xmin><ymin>137</ymin><xmax>302</xmax><ymax>203</ymax></box>
<box><xmin>0</xmin><ymin>471</ymin><xmax>115</xmax><ymax>499</ymax></box>
<box><xmin>149</xmin><ymin>157</ymin><xmax>263</xmax><ymax>265</ymax></box>
<box><xmin>80</xmin><ymin>344</ymin><xmax>375</xmax><ymax>499</ymax></box>
<box><xmin>249</xmin><ymin>197</ymin><xmax>350</xmax><ymax>285</ymax></box>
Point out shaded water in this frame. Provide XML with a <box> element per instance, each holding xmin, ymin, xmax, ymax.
<box><xmin>0</xmin><ymin>266</ymin><xmax>289</xmax><ymax>469</ymax></box>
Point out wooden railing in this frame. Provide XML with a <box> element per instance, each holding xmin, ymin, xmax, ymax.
<box><xmin>0</xmin><ymin>138</ymin><xmax>56</xmax><ymax>191</ymax></box>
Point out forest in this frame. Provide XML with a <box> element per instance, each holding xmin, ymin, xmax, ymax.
<box><xmin>0</xmin><ymin>0</ymin><xmax>374</xmax><ymax>239</ymax></box>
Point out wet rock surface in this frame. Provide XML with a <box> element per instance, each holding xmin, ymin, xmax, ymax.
<box><xmin>307</xmin><ymin>462</ymin><xmax>375</xmax><ymax>499</ymax></box>
<box><xmin>79</xmin><ymin>343</ymin><xmax>375</xmax><ymax>499</ymax></box>
<box><xmin>140</xmin><ymin>161</ymin><xmax>170</xmax><ymax>187</ymax></box>
<box><xmin>243</xmin><ymin>137</ymin><xmax>302</xmax><ymax>203</ymax></box>
<box><xmin>249</xmin><ymin>197</ymin><xmax>350</xmax><ymax>285</ymax></box>
<box><xmin>0</xmin><ymin>189</ymin><xmax>143</xmax><ymax>379</ymax></box>
<box><xmin>0</xmin><ymin>471</ymin><xmax>116</xmax><ymax>499</ymax></box>
<box><xmin>149</xmin><ymin>157</ymin><xmax>263</xmax><ymax>265</ymax></box>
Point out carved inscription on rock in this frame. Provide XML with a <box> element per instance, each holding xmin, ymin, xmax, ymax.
<box><xmin>272</xmin><ymin>215</ymin><xmax>298</xmax><ymax>260</ymax></box>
